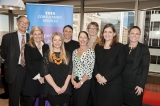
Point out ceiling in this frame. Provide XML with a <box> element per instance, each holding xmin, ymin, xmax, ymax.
<box><xmin>0</xmin><ymin>0</ymin><xmax>160</xmax><ymax>14</ymax></box>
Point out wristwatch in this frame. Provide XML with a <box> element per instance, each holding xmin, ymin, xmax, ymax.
<box><xmin>80</xmin><ymin>81</ymin><xmax>83</xmax><ymax>85</ymax></box>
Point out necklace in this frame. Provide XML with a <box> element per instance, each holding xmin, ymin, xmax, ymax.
<box><xmin>52</xmin><ymin>52</ymin><xmax>63</xmax><ymax>65</ymax></box>
<box><xmin>128</xmin><ymin>45</ymin><xmax>137</xmax><ymax>54</ymax></box>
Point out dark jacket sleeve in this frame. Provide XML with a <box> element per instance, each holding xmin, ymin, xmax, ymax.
<box><xmin>137</xmin><ymin>46</ymin><xmax>150</xmax><ymax>88</ymax></box>
<box><xmin>93</xmin><ymin>44</ymin><xmax>99</xmax><ymax>77</ymax></box>
<box><xmin>1</xmin><ymin>34</ymin><xmax>9</xmax><ymax>60</ymax></box>
<box><xmin>104</xmin><ymin>45</ymin><xmax>127</xmax><ymax>82</ymax></box>
<box><xmin>24</xmin><ymin>44</ymin><xmax>39</xmax><ymax>78</ymax></box>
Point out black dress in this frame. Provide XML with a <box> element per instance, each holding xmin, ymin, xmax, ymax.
<box><xmin>94</xmin><ymin>43</ymin><xmax>126</xmax><ymax>106</ymax></box>
<box><xmin>123</xmin><ymin>47</ymin><xmax>143</xmax><ymax>106</ymax></box>
<box><xmin>42</xmin><ymin>52</ymin><xmax>72</xmax><ymax>105</ymax></box>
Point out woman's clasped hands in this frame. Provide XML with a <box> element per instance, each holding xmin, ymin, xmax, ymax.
<box><xmin>96</xmin><ymin>74</ymin><xmax>107</xmax><ymax>85</ymax></box>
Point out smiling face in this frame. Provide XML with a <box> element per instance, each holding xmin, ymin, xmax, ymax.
<box><xmin>88</xmin><ymin>25</ymin><xmax>98</xmax><ymax>36</ymax></box>
<box><xmin>31</xmin><ymin>30</ymin><xmax>43</xmax><ymax>43</ymax></box>
<box><xmin>78</xmin><ymin>32</ymin><xmax>89</xmax><ymax>46</ymax></box>
<box><xmin>129</xmin><ymin>28</ymin><xmax>141</xmax><ymax>43</ymax></box>
<box><xmin>103</xmin><ymin>27</ymin><xmax>116</xmax><ymax>42</ymax></box>
<box><xmin>52</xmin><ymin>35</ymin><xmax>62</xmax><ymax>49</ymax></box>
<box><xmin>63</xmin><ymin>27</ymin><xmax>73</xmax><ymax>40</ymax></box>
<box><xmin>17</xmin><ymin>17</ymin><xmax>29</xmax><ymax>33</ymax></box>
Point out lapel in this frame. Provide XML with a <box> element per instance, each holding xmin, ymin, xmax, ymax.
<box><xmin>13</xmin><ymin>32</ymin><xmax>20</xmax><ymax>58</ymax></box>
<box><xmin>132</xmin><ymin>42</ymin><xmax>142</xmax><ymax>71</ymax></box>
<box><xmin>33</xmin><ymin>42</ymin><xmax>43</xmax><ymax>57</ymax></box>
<box><xmin>26</xmin><ymin>33</ymin><xmax>29</xmax><ymax>43</ymax></box>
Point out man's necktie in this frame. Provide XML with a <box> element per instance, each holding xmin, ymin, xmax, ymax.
<box><xmin>21</xmin><ymin>35</ymin><xmax>25</xmax><ymax>66</ymax></box>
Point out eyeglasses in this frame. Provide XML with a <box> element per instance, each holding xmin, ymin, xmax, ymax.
<box><xmin>88</xmin><ymin>28</ymin><xmax>97</xmax><ymax>31</ymax></box>
<box><xmin>20</xmin><ymin>21</ymin><xmax>29</xmax><ymax>25</ymax></box>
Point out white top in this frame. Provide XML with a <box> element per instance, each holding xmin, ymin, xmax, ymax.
<box><xmin>17</xmin><ymin>31</ymin><xmax>26</xmax><ymax>64</ymax></box>
<box><xmin>72</xmin><ymin>48</ymin><xmax>95</xmax><ymax>80</ymax></box>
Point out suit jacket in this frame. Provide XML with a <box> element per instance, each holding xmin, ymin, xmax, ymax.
<box><xmin>1</xmin><ymin>31</ymin><xmax>29</xmax><ymax>84</ymax></box>
<box><xmin>24</xmin><ymin>43</ymin><xmax>49</xmax><ymax>78</ymax></box>
<box><xmin>125</xmin><ymin>42</ymin><xmax>150</xmax><ymax>88</ymax></box>
<box><xmin>93</xmin><ymin>43</ymin><xmax>127</xmax><ymax>84</ymax></box>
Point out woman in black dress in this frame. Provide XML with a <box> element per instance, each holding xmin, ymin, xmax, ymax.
<box><xmin>42</xmin><ymin>32</ymin><xmax>72</xmax><ymax>106</ymax></box>
<box><xmin>93</xmin><ymin>23</ymin><xmax>126</xmax><ymax>106</ymax></box>
<box><xmin>123</xmin><ymin>26</ymin><xmax>150</xmax><ymax>106</ymax></box>
<box><xmin>23</xmin><ymin>26</ymin><xmax>49</xmax><ymax>106</ymax></box>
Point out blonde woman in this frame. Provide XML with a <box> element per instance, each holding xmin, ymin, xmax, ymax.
<box><xmin>23</xmin><ymin>26</ymin><xmax>49</xmax><ymax>106</ymax></box>
<box><xmin>87</xmin><ymin>22</ymin><xmax>100</xmax><ymax>50</ymax></box>
<box><xmin>42</xmin><ymin>32</ymin><xmax>72</xmax><ymax>106</ymax></box>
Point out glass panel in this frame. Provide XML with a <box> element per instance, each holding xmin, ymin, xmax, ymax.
<box><xmin>0</xmin><ymin>14</ymin><xmax>9</xmax><ymax>45</ymax></box>
<box><xmin>14</xmin><ymin>16</ymin><xmax>18</xmax><ymax>31</ymax></box>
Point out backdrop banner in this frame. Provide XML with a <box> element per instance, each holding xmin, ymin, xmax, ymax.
<box><xmin>26</xmin><ymin>3</ymin><xmax>73</xmax><ymax>106</ymax></box>
<box><xmin>26</xmin><ymin>3</ymin><xmax>73</xmax><ymax>45</ymax></box>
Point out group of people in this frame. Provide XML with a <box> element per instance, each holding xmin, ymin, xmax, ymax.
<box><xmin>0</xmin><ymin>15</ymin><xmax>150</xmax><ymax>106</ymax></box>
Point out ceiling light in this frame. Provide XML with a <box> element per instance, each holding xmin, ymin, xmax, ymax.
<box><xmin>0</xmin><ymin>0</ymin><xmax>25</xmax><ymax>10</ymax></box>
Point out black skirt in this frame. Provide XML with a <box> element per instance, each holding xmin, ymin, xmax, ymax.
<box><xmin>47</xmin><ymin>94</ymin><xmax>70</xmax><ymax>105</ymax></box>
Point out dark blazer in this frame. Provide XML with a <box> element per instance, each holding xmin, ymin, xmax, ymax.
<box><xmin>1</xmin><ymin>32</ymin><xmax>29</xmax><ymax>84</ymax></box>
<box><xmin>125</xmin><ymin>42</ymin><xmax>150</xmax><ymax>88</ymax></box>
<box><xmin>24</xmin><ymin>43</ymin><xmax>49</xmax><ymax>78</ymax></box>
<box><xmin>93</xmin><ymin>43</ymin><xmax>127</xmax><ymax>84</ymax></box>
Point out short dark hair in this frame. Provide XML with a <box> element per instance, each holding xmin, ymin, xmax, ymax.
<box><xmin>63</xmin><ymin>25</ymin><xmax>73</xmax><ymax>32</ymax></box>
<box><xmin>17</xmin><ymin>15</ymin><xmax>30</xmax><ymax>25</ymax></box>
<box><xmin>78</xmin><ymin>31</ymin><xmax>89</xmax><ymax>40</ymax></box>
<box><xmin>129</xmin><ymin>26</ymin><xmax>141</xmax><ymax>34</ymax></box>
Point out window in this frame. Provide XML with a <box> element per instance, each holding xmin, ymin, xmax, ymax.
<box><xmin>0</xmin><ymin>14</ymin><xmax>9</xmax><ymax>45</ymax></box>
<box><xmin>153</xmin><ymin>22</ymin><xmax>160</xmax><ymax>31</ymax></box>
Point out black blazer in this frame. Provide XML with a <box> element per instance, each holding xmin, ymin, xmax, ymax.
<box><xmin>1</xmin><ymin>32</ymin><xmax>29</xmax><ymax>84</ymax></box>
<box><xmin>24</xmin><ymin>43</ymin><xmax>49</xmax><ymax>78</ymax></box>
<box><xmin>125</xmin><ymin>42</ymin><xmax>150</xmax><ymax>88</ymax></box>
<box><xmin>93</xmin><ymin>43</ymin><xmax>127</xmax><ymax>84</ymax></box>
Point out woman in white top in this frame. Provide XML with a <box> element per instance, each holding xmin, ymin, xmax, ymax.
<box><xmin>23</xmin><ymin>26</ymin><xmax>49</xmax><ymax>106</ymax></box>
<box><xmin>71</xmin><ymin>31</ymin><xmax>95</xmax><ymax>106</ymax></box>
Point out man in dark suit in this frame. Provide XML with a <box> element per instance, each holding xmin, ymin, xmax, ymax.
<box><xmin>1</xmin><ymin>16</ymin><xmax>30</xmax><ymax>106</ymax></box>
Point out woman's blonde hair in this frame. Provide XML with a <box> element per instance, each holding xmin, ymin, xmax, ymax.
<box><xmin>28</xmin><ymin>26</ymin><xmax>44</xmax><ymax>48</ymax></box>
<box><xmin>48</xmin><ymin>32</ymin><xmax>69</xmax><ymax>65</ymax></box>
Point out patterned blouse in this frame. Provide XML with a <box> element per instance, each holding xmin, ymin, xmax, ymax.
<box><xmin>72</xmin><ymin>48</ymin><xmax>95</xmax><ymax>80</ymax></box>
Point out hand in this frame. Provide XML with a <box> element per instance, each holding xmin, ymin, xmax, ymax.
<box><xmin>135</xmin><ymin>86</ymin><xmax>143</xmax><ymax>96</ymax></box>
<box><xmin>54</xmin><ymin>86</ymin><xmax>61</xmax><ymax>95</ymax></box>
<box><xmin>71</xmin><ymin>79</ymin><xmax>76</xmax><ymax>86</ymax></box>
<box><xmin>59</xmin><ymin>85</ymin><xmax>67</xmax><ymax>94</ymax></box>
<box><xmin>74</xmin><ymin>82</ymin><xmax>82</xmax><ymax>89</ymax></box>
<box><xmin>96</xmin><ymin>74</ymin><xmax>103</xmax><ymax>83</ymax></box>
<box><xmin>99</xmin><ymin>76</ymin><xmax>107</xmax><ymax>85</ymax></box>
<box><xmin>38</xmin><ymin>77</ymin><xmax>44</xmax><ymax>84</ymax></box>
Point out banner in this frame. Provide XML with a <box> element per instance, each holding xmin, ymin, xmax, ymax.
<box><xmin>26</xmin><ymin>4</ymin><xmax>73</xmax><ymax>106</ymax></box>
<box><xmin>26</xmin><ymin>3</ymin><xmax>73</xmax><ymax>44</ymax></box>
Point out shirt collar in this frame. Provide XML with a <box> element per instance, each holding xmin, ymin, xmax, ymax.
<box><xmin>17</xmin><ymin>30</ymin><xmax>26</xmax><ymax>37</ymax></box>
<box><xmin>34</xmin><ymin>41</ymin><xmax>44</xmax><ymax>48</ymax></box>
